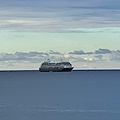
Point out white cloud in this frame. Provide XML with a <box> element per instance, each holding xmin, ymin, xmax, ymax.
<box><xmin>0</xmin><ymin>49</ymin><xmax>120</xmax><ymax>70</ymax></box>
<box><xmin>109</xmin><ymin>51</ymin><xmax>120</xmax><ymax>61</ymax></box>
<box><xmin>69</xmin><ymin>48</ymin><xmax>114</xmax><ymax>55</ymax></box>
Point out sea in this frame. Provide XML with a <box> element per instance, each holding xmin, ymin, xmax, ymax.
<box><xmin>0</xmin><ymin>70</ymin><xmax>120</xmax><ymax>120</ymax></box>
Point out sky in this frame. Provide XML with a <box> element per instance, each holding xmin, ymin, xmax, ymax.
<box><xmin>0</xmin><ymin>0</ymin><xmax>120</xmax><ymax>69</ymax></box>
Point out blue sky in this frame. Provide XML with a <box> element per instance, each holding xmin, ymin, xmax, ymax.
<box><xmin>0</xmin><ymin>0</ymin><xmax>120</xmax><ymax>69</ymax></box>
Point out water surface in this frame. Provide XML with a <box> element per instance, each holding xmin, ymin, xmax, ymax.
<box><xmin>0</xmin><ymin>70</ymin><xmax>120</xmax><ymax>120</ymax></box>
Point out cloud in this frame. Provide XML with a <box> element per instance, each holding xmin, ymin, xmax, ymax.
<box><xmin>95</xmin><ymin>48</ymin><xmax>112</xmax><ymax>54</ymax></box>
<box><xmin>69</xmin><ymin>48</ymin><xmax>113</xmax><ymax>55</ymax></box>
<box><xmin>0</xmin><ymin>0</ymin><xmax>120</xmax><ymax>32</ymax></box>
<box><xmin>109</xmin><ymin>51</ymin><xmax>120</xmax><ymax>61</ymax></box>
<box><xmin>0</xmin><ymin>48</ymin><xmax>119</xmax><ymax>62</ymax></box>
<box><xmin>69</xmin><ymin>50</ymin><xmax>85</xmax><ymax>55</ymax></box>
<box><xmin>67</xmin><ymin>27</ymin><xmax>120</xmax><ymax>33</ymax></box>
<box><xmin>68</xmin><ymin>48</ymin><xmax>120</xmax><ymax>69</ymax></box>
<box><xmin>49</xmin><ymin>50</ymin><xmax>62</xmax><ymax>55</ymax></box>
<box><xmin>0</xmin><ymin>51</ymin><xmax>73</xmax><ymax>63</ymax></box>
<box><xmin>94</xmin><ymin>55</ymin><xmax>103</xmax><ymax>60</ymax></box>
<box><xmin>0</xmin><ymin>52</ymin><xmax>48</xmax><ymax>62</ymax></box>
<box><xmin>0</xmin><ymin>48</ymin><xmax>120</xmax><ymax>69</ymax></box>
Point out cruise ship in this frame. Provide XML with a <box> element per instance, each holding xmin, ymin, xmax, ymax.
<box><xmin>39</xmin><ymin>61</ymin><xmax>74</xmax><ymax>72</ymax></box>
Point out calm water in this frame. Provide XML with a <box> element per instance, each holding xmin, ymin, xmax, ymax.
<box><xmin>0</xmin><ymin>70</ymin><xmax>120</xmax><ymax>120</ymax></box>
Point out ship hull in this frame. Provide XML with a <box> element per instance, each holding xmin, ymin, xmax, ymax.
<box><xmin>60</xmin><ymin>67</ymin><xmax>73</xmax><ymax>72</ymax></box>
<box><xmin>39</xmin><ymin>67</ymin><xmax>73</xmax><ymax>72</ymax></box>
